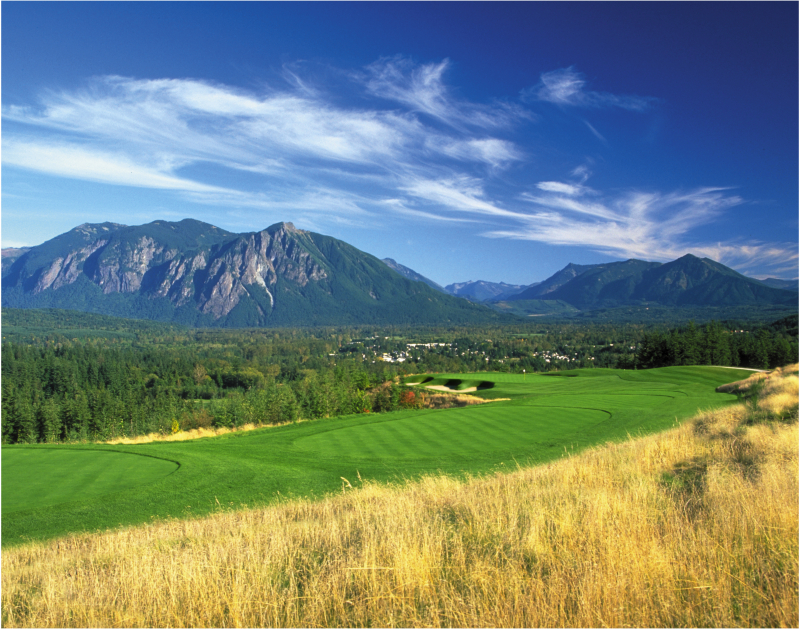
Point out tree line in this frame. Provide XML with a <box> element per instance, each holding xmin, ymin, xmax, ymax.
<box><xmin>636</xmin><ymin>319</ymin><xmax>796</xmax><ymax>370</ymax></box>
<box><xmin>2</xmin><ymin>311</ymin><xmax>796</xmax><ymax>444</ymax></box>
<box><xmin>0</xmin><ymin>341</ymin><xmax>423</xmax><ymax>444</ymax></box>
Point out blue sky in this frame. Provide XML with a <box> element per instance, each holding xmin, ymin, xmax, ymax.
<box><xmin>2</xmin><ymin>2</ymin><xmax>798</xmax><ymax>284</ymax></box>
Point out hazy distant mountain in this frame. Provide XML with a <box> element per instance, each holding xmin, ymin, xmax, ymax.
<box><xmin>508</xmin><ymin>263</ymin><xmax>598</xmax><ymax>301</ymax></box>
<box><xmin>757</xmin><ymin>278</ymin><xmax>798</xmax><ymax>292</ymax></box>
<box><xmin>513</xmin><ymin>255</ymin><xmax>797</xmax><ymax>310</ymax></box>
<box><xmin>1</xmin><ymin>247</ymin><xmax>33</xmax><ymax>276</ymax></box>
<box><xmin>1</xmin><ymin>247</ymin><xmax>31</xmax><ymax>260</ymax></box>
<box><xmin>1</xmin><ymin>219</ymin><xmax>508</xmax><ymax>327</ymax></box>
<box><xmin>381</xmin><ymin>258</ymin><xmax>447</xmax><ymax>293</ymax></box>
<box><xmin>446</xmin><ymin>280</ymin><xmax>529</xmax><ymax>302</ymax></box>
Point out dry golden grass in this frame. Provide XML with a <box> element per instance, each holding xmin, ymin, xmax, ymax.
<box><xmin>716</xmin><ymin>371</ymin><xmax>769</xmax><ymax>394</ymax></box>
<box><xmin>716</xmin><ymin>363</ymin><xmax>798</xmax><ymax>394</ymax></box>
<box><xmin>104</xmin><ymin>422</ymin><xmax>273</xmax><ymax>445</ymax></box>
<box><xmin>3</xmin><ymin>370</ymin><xmax>798</xmax><ymax>628</ymax></box>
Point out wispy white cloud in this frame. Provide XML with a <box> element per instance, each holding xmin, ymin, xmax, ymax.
<box><xmin>2</xmin><ymin>138</ymin><xmax>230</xmax><ymax>193</ymax></box>
<box><xmin>534</xmin><ymin>181</ymin><xmax>589</xmax><ymax>196</ymax></box>
<box><xmin>583</xmin><ymin>119</ymin><xmax>607</xmax><ymax>143</ymax></box>
<box><xmin>511</xmin><ymin>185</ymin><xmax>741</xmax><ymax>257</ymax></box>
<box><xmin>379</xmin><ymin>199</ymin><xmax>480</xmax><ymax>224</ymax></box>
<box><xmin>489</xmin><ymin>182</ymin><xmax>794</xmax><ymax>271</ymax></box>
<box><xmin>363</xmin><ymin>56</ymin><xmax>529</xmax><ymax>129</ymax></box>
<box><xmin>3</xmin><ymin>68</ymin><xmax>526</xmax><ymax>231</ymax></box>
<box><xmin>523</xmin><ymin>66</ymin><xmax>657</xmax><ymax>111</ymax></box>
<box><xmin>2</xmin><ymin>60</ymin><xmax>791</xmax><ymax>277</ymax></box>
<box><xmin>401</xmin><ymin>176</ymin><xmax>525</xmax><ymax>220</ymax></box>
<box><xmin>426</xmin><ymin>137</ymin><xmax>523</xmax><ymax>168</ymax></box>
<box><xmin>4</xmin><ymin>76</ymin><xmax>417</xmax><ymax>169</ymax></box>
<box><xmin>571</xmin><ymin>163</ymin><xmax>592</xmax><ymax>183</ymax></box>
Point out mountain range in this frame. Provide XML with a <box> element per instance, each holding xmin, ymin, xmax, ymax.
<box><xmin>379</xmin><ymin>262</ymin><xmax>528</xmax><ymax>303</ymax></box>
<box><xmin>503</xmin><ymin>256</ymin><xmax>797</xmax><ymax>310</ymax></box>
<box><xmin>380</xmin><ymin>256</ymin><xmax>797</xmax><ymax>311</ymax></box>
<box><xmin>1</xmin><ymin>220</ymin><xmax>507</xmax><ymax>327</ymax></box>
<box><xmin>2</xmin><ymin>218</ymin><xmax>796</xmax><ymax>326</ymax></box>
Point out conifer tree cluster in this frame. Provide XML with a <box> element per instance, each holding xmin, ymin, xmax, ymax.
<box><xmin>636</xmin><ymin>320</ymin><xmax>796</xmax><ymax>369</ymax></box>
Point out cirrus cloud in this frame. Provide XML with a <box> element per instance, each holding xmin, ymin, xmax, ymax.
<box><xmin>2</xmin><ymin>58</ymin><xmax>793</xmax><ymax>278</ymax></box>
<box><xmin>523</xmin><ymin>66</ymin><xmax>658</xmax><ymax>111</ymax></box>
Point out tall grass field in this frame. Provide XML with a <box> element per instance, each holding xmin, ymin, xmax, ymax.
<box><xmin>2</xmin><ymin>365</ymin><xmax>797</xmax><ymax>626</ymax></box>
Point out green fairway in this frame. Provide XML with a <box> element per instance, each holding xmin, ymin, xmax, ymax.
<box><xmin>2</xmin><ymin>449</ymin><xmax>179</xmax><ymax>513</ymax></box>
<box><xmin>2</xmin><ymin>366</ymin><xmax>752</xmax><ymax>547</ymax></box>
<box><xmin>295</xmin><ymin>405</ymin><xmax>610</xmax><ymax>459</ymax></box>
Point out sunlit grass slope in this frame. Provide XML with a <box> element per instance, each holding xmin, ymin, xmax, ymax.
<box><xmin>2</xmin><ymin>366</ymin><xmax>796</xmax><ymax>628</ymax></box>
<box><xmin>3</xmin><ymin>366</ymin><xmax>752</xmax><ymax>546</ymax></box>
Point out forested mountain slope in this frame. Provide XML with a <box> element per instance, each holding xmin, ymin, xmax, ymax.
<box><xmin>509</xmin><ymin>255</ymin><xmax>796</xmax><ymax>310</ymax></box>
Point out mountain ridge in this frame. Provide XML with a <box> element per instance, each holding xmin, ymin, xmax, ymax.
<box><xmin>381</xmin><ymin>258</ymin><xmax>448</xmax><ymax>294</ymax></box>
<box><xmin>2</xmin><ymin>220</ymin><xmax>509</xmax><ymax>327</ymax></box>
<box><xmin>3</xmin><ymin>220</ymin><xmax>796</xmax><ymax>325</ymax></box>
<box><xmin>503</xmin><ymin>254</ymin><xmax>796</xmax><ymax>311</ymax></box>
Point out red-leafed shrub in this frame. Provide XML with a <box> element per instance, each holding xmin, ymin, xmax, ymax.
<box><xmin>400</xmin><ymin>390</ymin><xmax>417</xmax><ymax>408</ymax></box>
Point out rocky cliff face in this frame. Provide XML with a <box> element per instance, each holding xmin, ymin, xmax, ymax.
<box><xmin>190</xmin><ymin>224</ymin><xmax>328</xmax><ymax>318</ymax></box>
<box><xmin>34</xmin><ymin>240</ymin><xmax>110</xmax><ymax>294</ymax></box>
<box><xmin>2</xmin><ymin>220</ymin><xmax>330</xmax><ymax>321</ymax></box>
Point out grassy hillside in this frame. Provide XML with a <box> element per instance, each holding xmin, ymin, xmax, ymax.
<box><xmin>2</xmin><ymin>366</ymin><xmax>796</xmax><ymax>627</ymax></box>
<box><xmin>3</xmin><ymin>365</ymin><xmax>753</xmax><ymax>546</ymax></box>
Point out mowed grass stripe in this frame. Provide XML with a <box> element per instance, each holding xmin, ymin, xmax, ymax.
<box><xmin>295</xmin><ymin>403</ymin><xmax>612</xmax><ymax>459</ymax></box>
<box><xmin>2</xmin><ymin>449</ymin><xmax>178</xmax><ymax>513</ymax></box>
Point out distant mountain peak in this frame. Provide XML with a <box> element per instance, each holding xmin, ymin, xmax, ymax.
<box><xmin>381</xmin><ymin>258</ymin><xmax>447</xmax><ymax>294</ymax></box>
<box><xmin>266</xmin><ymin>221</ymin><xmax>303</xmax><ymax>234</ymax></box>
<box><xmin>446</xmin><ymin>279</ymin><xmax>529</xmax><ymax>302</ymax></box>
<box><xmin>509</xmin><ymin>255</ymin><xmax>795</xmax><ymax>309</ymax></box>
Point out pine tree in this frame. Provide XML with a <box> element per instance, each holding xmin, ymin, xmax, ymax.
<box><xmin>14</xmin><ymin>394</ymin><xmax>38</xmax><ymax>444</ymax></box>
<box><xmin>38</xmin><ymin>397</ymin><xmax>63</xmax><ymax>443</ymax></box>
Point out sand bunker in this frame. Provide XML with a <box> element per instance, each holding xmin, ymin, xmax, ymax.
<box><xmin>425</xmin><ymin>385</ymin><xmax>477</xmax><ymax>393</ymax></box>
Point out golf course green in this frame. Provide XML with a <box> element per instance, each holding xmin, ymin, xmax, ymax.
<box><xmin>2</xmin><ymin>366</ymin><xmax>752</xmax><ymax>547</ymax></box>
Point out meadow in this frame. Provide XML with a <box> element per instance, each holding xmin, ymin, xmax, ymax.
<box><xmin>3</xmin><ymin>365</ymin><xmax>752</xmax><ymax>547</ymax></box>
<box><xmin>2</xmin><ymin>365</ymin><xmax>796</xmax><ymax>627</ymax></box>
